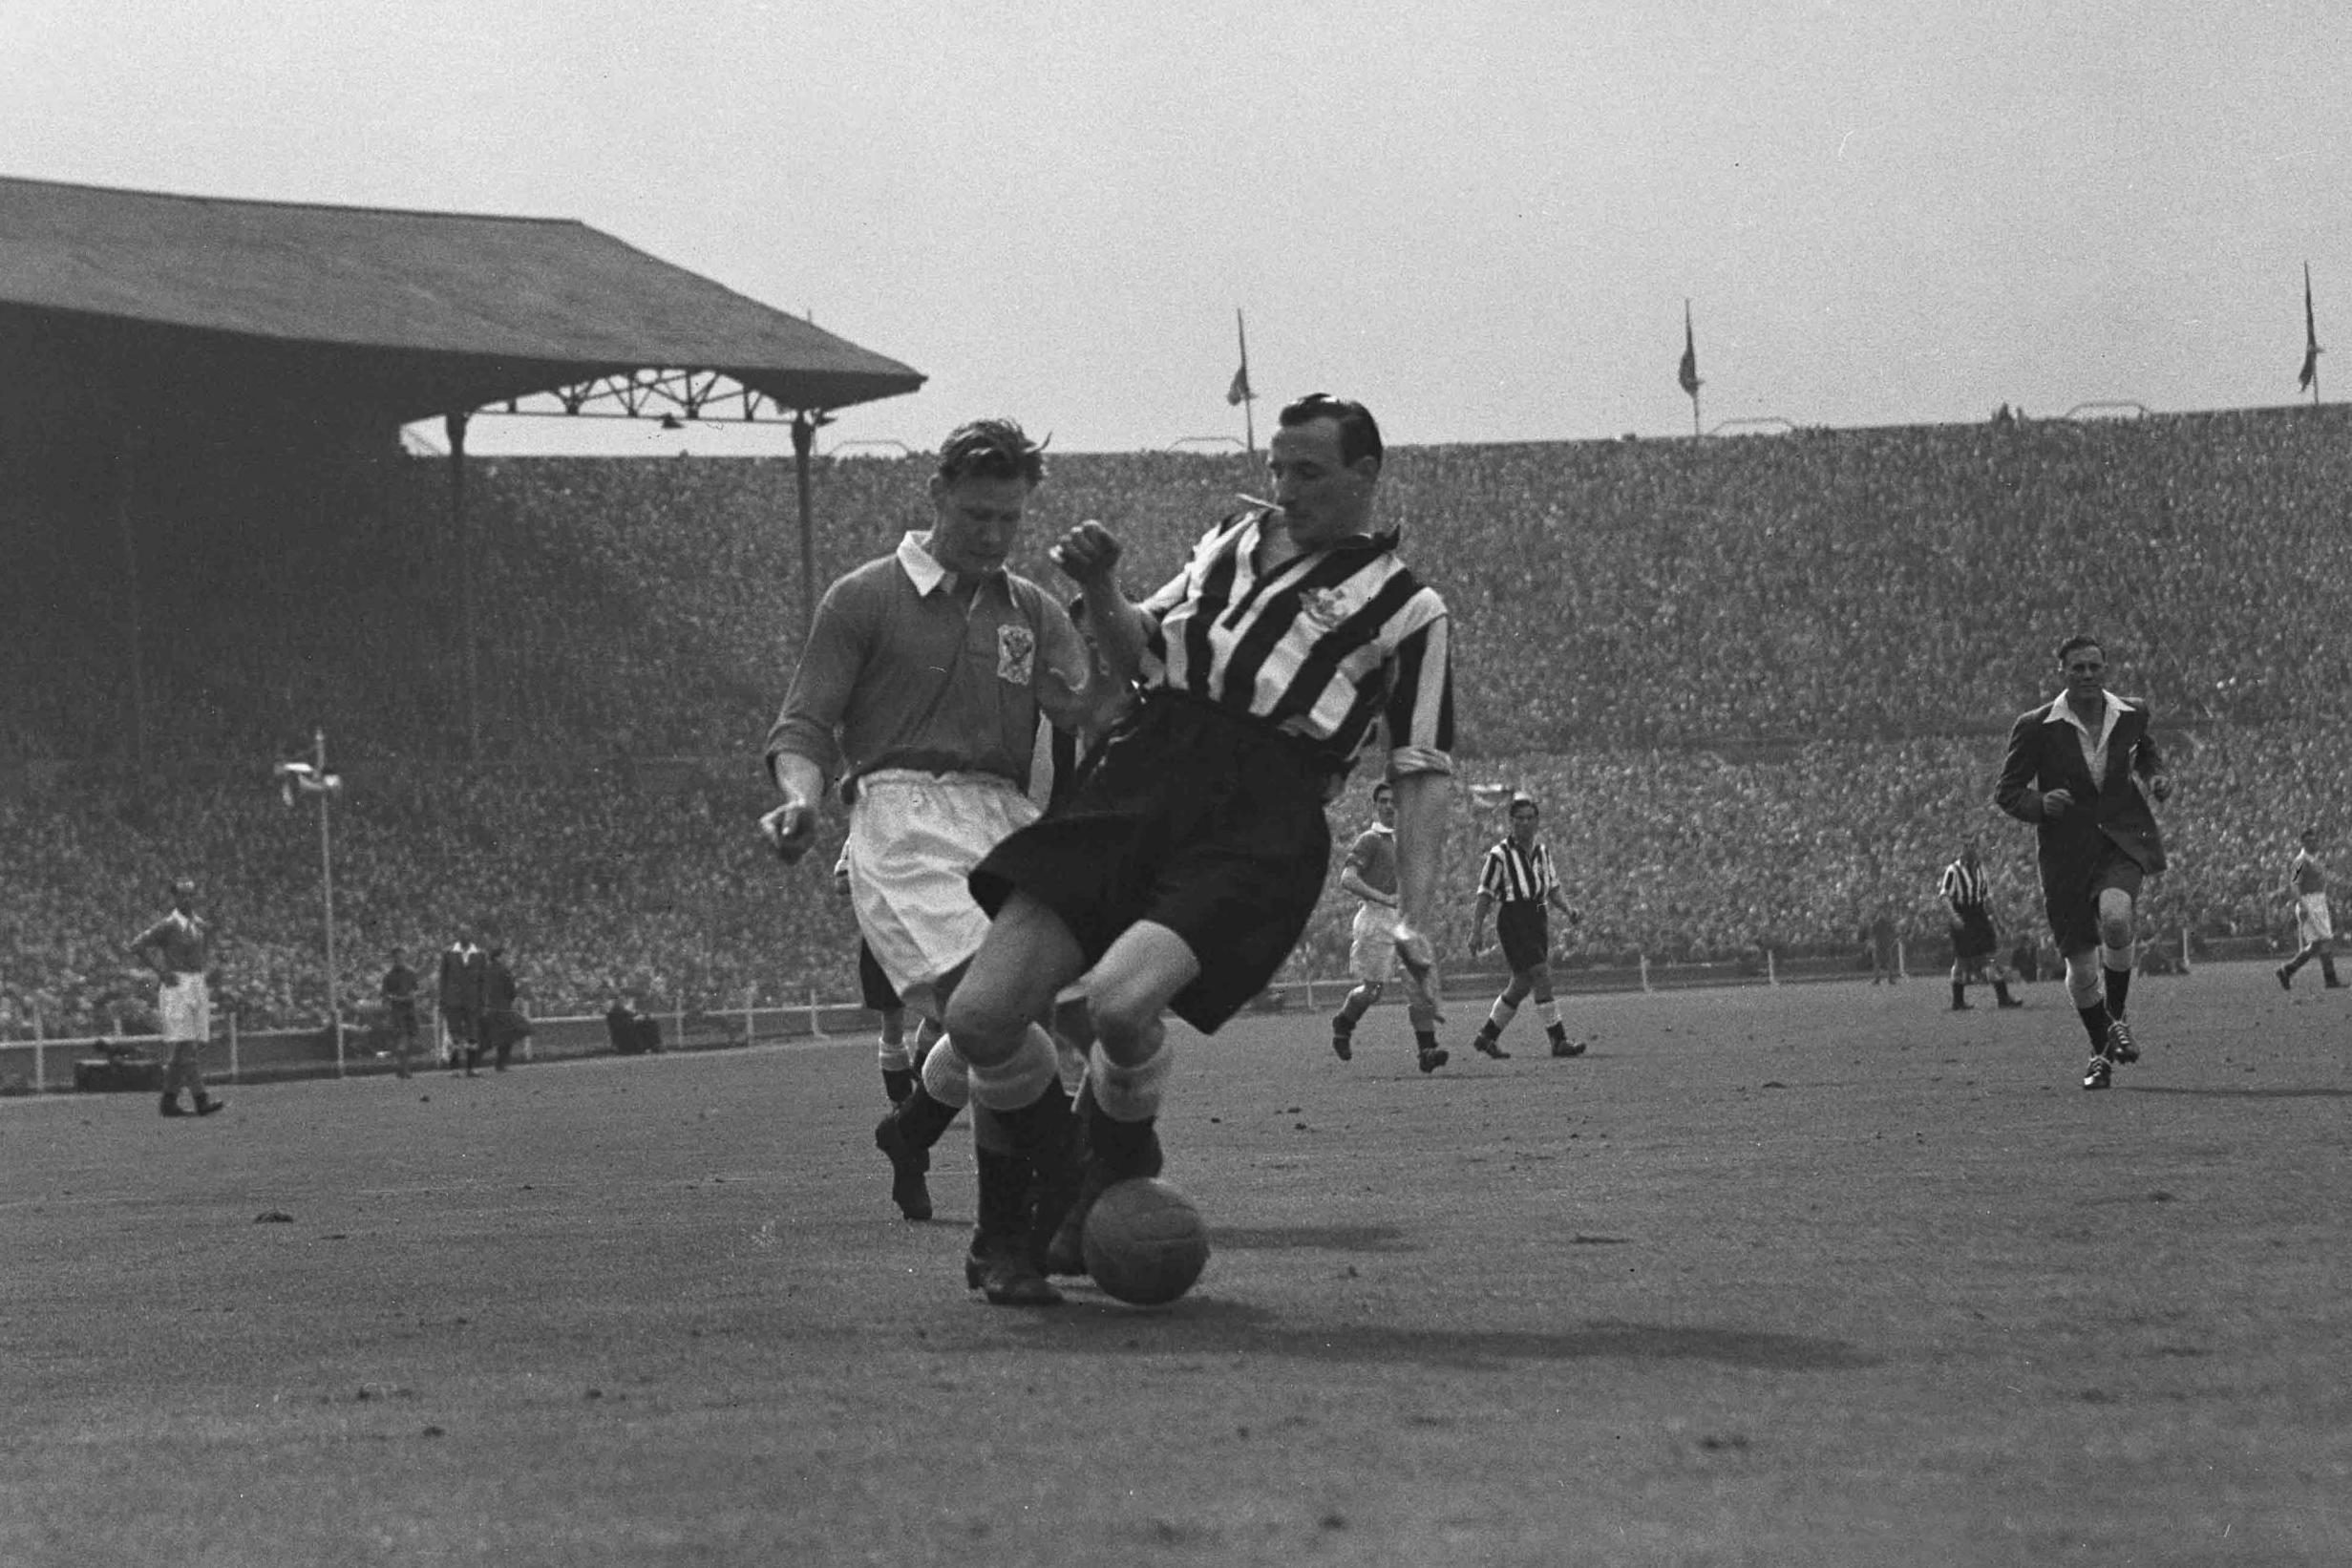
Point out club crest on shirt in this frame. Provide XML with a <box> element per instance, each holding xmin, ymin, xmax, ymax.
<box><xmin>997</xmin><ymin>624</ymin><xmax>1036</xmax><ymax>684</ymax></box>
<box><xmin>1299</xmin><ymin>587</ymin><xmax>1352</xmax><ymax>628</ymax></box>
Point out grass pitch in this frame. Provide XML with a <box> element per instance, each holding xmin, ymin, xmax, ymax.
<box><xmin>5</xmin><ymin>964</ymin><xmax>2348</xmax><ymax>1567</ymax></box>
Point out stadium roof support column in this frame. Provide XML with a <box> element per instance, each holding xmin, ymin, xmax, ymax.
<box><xmin>114</xmin><ymin>421</ymin><xmax>149</xmax><ymax>771</ymax></box>
<box><xmin>792</xmin><ymin>412</ymin><xmax>823</xmax><ymax>646</ymax></box>
<box><xmin>445</xmin><ymin>412</ymin><xmax>477</xmax><ymax>761</ymax></box>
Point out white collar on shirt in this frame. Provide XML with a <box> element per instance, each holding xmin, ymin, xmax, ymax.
<box><xmin>896</xmin><ymin>532</ymin><xmax>953</xmax><ymax>597</ymax></box>
<box><xmin>2045</xmin><ymin>688</ymin><xmax>2129</xmax><ymax>749</ymax></box>
<box><xmin>898</xmin><ymin>530</ymin><xmax>1008</xmax><ymax>600</ymax></box>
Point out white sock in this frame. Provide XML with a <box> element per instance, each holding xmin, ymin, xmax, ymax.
<box><xmin>965</xmin><ymin>1024</ymin><xmax>1060</xmax><ymax>1112</ymax></box>
<box><xmin>1090</xmin><ymin>1039</ymin><xmax>1172</xmax><ymax>1123</ymax></box>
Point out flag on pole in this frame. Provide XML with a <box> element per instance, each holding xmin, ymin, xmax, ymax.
<box><xmin>1677</xmin><ymin>301</ymin><xmax>1702</xmax><ymax>397</ymax></box>
<box><xmin>1226</xmin><ymin>363</ymin><xmax>1253</xmax><ymax>406</ymax></box>
<box><xmin>2299</xmin><ymin>263</ymin><xmax>2322</xmax><ymax>392</ymax></box>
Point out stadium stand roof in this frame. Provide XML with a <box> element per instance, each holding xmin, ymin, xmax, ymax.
<box><xmin>0</xmin><ymin>175</ymin><xmax>925</xmax><ymax>423</ymax></box>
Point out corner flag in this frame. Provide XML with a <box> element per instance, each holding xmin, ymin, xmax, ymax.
<box><xmin>1678</xmin><ymin>301</ymin><xmax>1702</xmax><ymax>397</ymax></box>
<box><xmin>1226</xmin><ymin>364</ymin><xmax>1253</xmax><ymax>406</ymax></box>
<box><xmin>2299</xmin><ymin>263</ymin><xmax>2322</xmax><ymax>394</ymax></box>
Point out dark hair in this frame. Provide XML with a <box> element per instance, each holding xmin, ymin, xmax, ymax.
<box><xmin>937</xmin><ymin>418</ymin><xmax>1048</xmax><ymax>485</ymax></box>
<box><xmin>1278</xmin><ymin>393</ymin><xmax>1384</xmax><ymax>470</ymax></box>
<box><xmin>1371</xmin><ymin>779</ymin><xmax>1395</xmax><ymax>802</ymax></box>
<box><xmin>1508</xmin><ymin>792</ymin><xmax>1539</xmax><ymax>816</ymax></box>
<box><xmin>2056</xmin><ymin>634</ymin><xmax>2105</xmax><ymax>664</ymax></box>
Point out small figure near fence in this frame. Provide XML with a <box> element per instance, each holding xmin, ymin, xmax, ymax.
<box><xmin>380</xmin><ymin>947</ymin><xmax>420</xmax><ymax>1078</ymax></box>
<box><xmin>1938</xmin><ymin>840</ymin><xmax>2024</xmax><ymax>1011</ymax></box>
<box><xmin>479</xmin><ymin>945</ymin><xmax>531</xmax><ymax>1072</ymax></box>
<box><xmin>128</xmin><ymin>878</ymin><xmax>224</xmax><ymax>1117</ymax></box>
<box><xmin>2275</xmin><ymin>829</ymin><xmax>2343</xmax><ymax>991</ymax></box>
<box><xmin>605</xmin><ymin>995</ymin><xmax>664</xmax><ymax>1055</ymax></box>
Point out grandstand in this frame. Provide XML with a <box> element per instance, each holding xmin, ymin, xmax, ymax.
<box><xmin>6</xmin><ymin>397</ymin><xmax>2349</xmax><ymax>1039</ymax></box>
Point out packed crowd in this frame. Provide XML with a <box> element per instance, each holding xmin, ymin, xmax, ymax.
<box><xmin>1</xmin><ymin>721</ymin><xmax>2337</xmax><ymax>1036</ymax></box>
<box><xmin>5</xmin><ymin>406</ymin><xmax>2348</xmax><ymax>1032</ymax></box>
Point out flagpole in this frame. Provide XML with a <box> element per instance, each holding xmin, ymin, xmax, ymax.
<box><xmin>2302</xmin><ymin>262</ymin><xmax>2323</xmax><ymax>405</ymax></box>
<box><xmin>314</xmin><ymin>728</ymin><xmax>342</xmax><ymax>1067</ymax></box>
<box><xmin>1237</xmin><ymin>308</ymin><xmax>1256</xmax><ymax>455</ymax></box>
<box><xmin>1681</xmin><ymin>299</ymin><xmax>1703</xmax><ymax>439</ymax></box>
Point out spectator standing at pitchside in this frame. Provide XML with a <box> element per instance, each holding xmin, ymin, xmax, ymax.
<box><xmin>760</xmin><ymin>418</ymin><xmax>1100</xmax><ymax>1303</ymax></box>
<box><xmin>1995</xmin><ymin>634</ymin><xmax>2172</xmax><ymax>1091</ymax></box>
<box><xmin>2275</xmin><ymin>828</ymin><xmax>2343</xmax><ymax>990</ymax></box>
<box><xmin>1328</xmin><ymin>778</ymin><xmax>1445</xmax><ymax>1070</ymax></box>
<box><xmin>1466</xmin><ymin>793</ymin><xmax>1584</xmax><ymax>1060</ymax></box>
<box><xmin>1938</xmin><ymin>840</ymin><xmax>2023</xmax><ymax>1011</ymax></box>
<box><xmin>942</xmin><ymin>392</ymin><xmax>1456</xmax><ymax>1307</ymax></box>
<box><xmin>438</xmin><ymin>931</ymin><xmax>481</xmax><ymax>1076</ymax></box>
<box><xmin>380</xmin><ymin>947</ymin><xmax>421</xmax><ymax>1077</ymax></box>
<box><xmin>129</xmin><ymin>879</ymin><xmax>224</xmax><ymax>1118</ymax></box>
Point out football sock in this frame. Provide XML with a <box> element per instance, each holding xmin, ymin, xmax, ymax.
<box><xmin>877</xmin><ymin>1033</ymin><xmax>912</xmax><ymax>1073</ymax></box>
<box><xmin>1535</xmin><ymin>999</ymin><xmax>1562</xmax><ymax>1030</ymax></box>
<box><xmin>1481</xmin><ymin>998</ymin><xmax>1517</xmax><ymax>1040</ymax></box>
<box><xmin>966</xmin><ymin>1024</ymin><xmax>1061</xmax><ymax>1112</ymax></box>
<box><xmin>880</xmin><ymin>1067</ymin><xmax>915</xmax><ymax>1104</ymax></box>
<box><xmin>1951</xmin><ymin>982</ymin><xmax>1967</xmax><ymax>1007</ymax></box>
<box><xmin>2077</xmin><ymin>1005</ymin><xmax>2111</xmax><ymax>1050</ymax></box>
<box><xmin>2100</xmin><ymin>944</ymin><xmax>2133</xmax><ymax>1017</ymax></box>
<box><xmin>919</xmin><ymin>1037</ymin><xmax>972</xmax><ymax>1108</ymax></box>
<box><xmin>1090</xmin><ymin>1040</ymin><xmax>1172</xmax><ymax>1123</ymax></box>
<box><xmin>893</xmin><ymin>1079</ymin><xmax>963</xmax><ymax>1154</ymax></box>
<box><xmin>1993</xmin><ymin>980</ymin><xmax>2016</xmax><ymax>1006</ymax></box>
<box><xmin>1413</xmin><ymin>1029</ymin><xmax>1439</xmax><ymax>1055</ymax></box>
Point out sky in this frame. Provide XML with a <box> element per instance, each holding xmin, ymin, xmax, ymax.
<box><xmin>6</xmin><ymin>0</ymin><xmax>2348</xmax><ymax>456</ymax></box>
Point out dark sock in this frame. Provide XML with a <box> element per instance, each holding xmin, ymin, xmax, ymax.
<box><xmin>1993</xmin><ymin>981</ymin><xmax>2015</xmax><ymax>1005</ymax></box>
<box><xmin>2078</xmin><ymin>1005</ymin><xmax>2111</xmax><ymax>1050</ymax></box>
<box><xmin>1951</xmin><ymin>982</ymin><xmax>1967</xmax><ymax>1007</ymax></box>
<box><xmin>2104</xmin><ymin>965</ymin><xmax>2131</xmax><ymax>1017</ymax></box>
<box><xmin>1082</xmin><ymin>1093</ymin><xmax>1160</xmax><ymax>1178</ymax></box>
<box><xmin>1546</xmin><ymin>1022</ymin><xmax>1569</xmax><ymax>1046</ymax></box>
<box><xmin>973</xmin><ymin>1149</ymin><xmax>1030</xmax><ymax>1248</ymax></box>
<box><xmin>880</xmin><ymin>1067</ymin><xmax>915</xmax><ymax>1104</ymax></box>
<box><xmin>892</xmin><ymin>1081</ymin><xmax>963</xmax><ymax>1154</ymax></box>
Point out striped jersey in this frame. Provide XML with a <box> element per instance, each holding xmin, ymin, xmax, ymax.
<box><xmin>1939</xmin><ymin>859</ymin><xmax>1989</xmax><ymax>911</ymax></box>
<box><xmin>1137</xmin><ymin>512</ymin><xmax>1453</xmax><ymax>776</ymax></box>
<box><xmin>1478</xmin><ymin>837</ymin><xmax>1557</xmax><ymax>904</ymax></box>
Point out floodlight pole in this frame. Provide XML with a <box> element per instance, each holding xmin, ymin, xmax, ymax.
<box><xmin>792</xmin><ymin>411</ymin><xmax>828</xmax><ymax>646</ymax></box>
<box><xmin>311</xmin><ymin>728</ymin><xmax>344</xmax><ymax>1070</ymax></box>
<box><xmin>445</xmin><ymin>412</ymin><xmax>477</xmax><ymax>761</ymax></box>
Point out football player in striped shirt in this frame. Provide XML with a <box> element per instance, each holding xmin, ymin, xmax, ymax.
<box><xmin>1466</xmin><ymin>793</ymin><xmax>1583</xmax><ymax>1058</ymax></box>
<box><xmin>1938</xmin><ymin>840</ymin><xmax>2023</xmax><ymax>1010</ymax></box>
<box><xmin>942</xmin><ymin>392</ymin><xmax>1455</xmax><ymax>1303</ymax></box>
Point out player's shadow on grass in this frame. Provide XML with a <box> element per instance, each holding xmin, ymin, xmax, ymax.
<box><xmin>2127</xmin><ymin>1085</ymin><xmax>2352</xmax><ymax>1100</ymax></box>
<box><xmin>994</xmin><ymin>1303</ymin><xmax>1879</xmax><ymax>1372</ymax></box>
<box><xmin>1208</xmin><ymin>1223</ymin><xmax>1414</xmax><ymax>1255</ymax></box>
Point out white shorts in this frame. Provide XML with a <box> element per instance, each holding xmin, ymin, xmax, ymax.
<box><xmin>1348</xmin><ymin>902</ymin><xmax>1399</xmax><ymax>984</ymax></box>
<box><xmin>847</xmin><ymin>771</ymin><xmax>1041</xmax><ymax>1014</ymax></box>
<box><xmin>159</xmin><ymin>973</ymin><xmax>211</xmax><ymax>1043</ymax></box>
<box><xmin>2298</xmin><ymin>893</ymin><xmax>2334</xmax><ymax>946</ymax></box>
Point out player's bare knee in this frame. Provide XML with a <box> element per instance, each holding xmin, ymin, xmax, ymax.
<box><xmin>941</xmin><ymin>985</ymin><xmax>1028</xmax><ymax>1068</ymax></box>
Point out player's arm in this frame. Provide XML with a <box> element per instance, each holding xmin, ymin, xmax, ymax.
<box><xmin>1338</xmin><ymin>866</ymin><xmax>1391</xmax><ymax>906</ymax></box>
<box><xmin>2131</xmin><ymin>710</ymin><xmax>2172</xmax><ymax>803</ymax></box>
<box><xmin>761</xmin><ymin>580</ymin><xmax>868</xmax><ymax>863</ymax></box>
<box><xmin>1994</xmin><ymin>711</ymin><xmax>2066</xmax><ymax>820</ymax></box>
<box><xmin>1468</xmin><ymin>890</ymin><xmax>1494</xmax><ymax>954</ymax></box>
<box><xmin>1549</xmin><ymin>882</ymin><xmax>1579</xmax><ymax>923</ymax></box>
<box><xmin>1050</xmin><ymin>520</ymin><xmax>1155</xmax><ymax>689</ymax></box>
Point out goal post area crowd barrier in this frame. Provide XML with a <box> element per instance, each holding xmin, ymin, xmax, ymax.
<box><xmin>0</xmin><ymin>928</ymin><xmax>2249</xmax><ymax>1099</ymax></box>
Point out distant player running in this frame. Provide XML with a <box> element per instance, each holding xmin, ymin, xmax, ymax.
<box><xmin>2275</xmin><ymin>829</ymin><xmax>2343</xmax><ymax>990</ymax></box>
<box><xmin>1938</xmin><ymin>840</ymin><xmax>2023</xmax><ymax>1011</ymax></box>
<box><xmin>1466</xmin><ymin>793</ymin><xmax>1583</xmax><ymax>1061</ymax></box>
<box><xmin>1328</xmin><ymin>779</ymin><xmax>1446</xmax><ymax>1072</ymax></box>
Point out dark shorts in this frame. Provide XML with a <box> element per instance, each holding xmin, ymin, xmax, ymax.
<box><xmin>440</xmin><ymin>1005</ymin><xmax>476</xmax><ymax>1045</ymax></box>
<box><xmin>386</xmin><ymin>1001</ymin><xmax>418</xmax><ymax>1038</ymax></box>
<box><xmin>969</xmin><ymin>692</ymin><xmax>1335</xmax><ymax>1034</ymax></box>
<box><xmin>2045</xmin><ymin>843</ymin><xmax>2145</xmax><ymax>955</ymax></box>
<box><xmin>857</xmin><ymin>940</ymin><xmax>901</xmax><ymax>1014</ymax></box>
<box><xmin>1496</xmin><ymin>902</ymin><xmax>1551</xmax><ymax>973</ymax></box>
<box><xmin>1950</xmin><ymin>906</ymin><xmax>2000</xmax><ymax>962</ymax></box>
